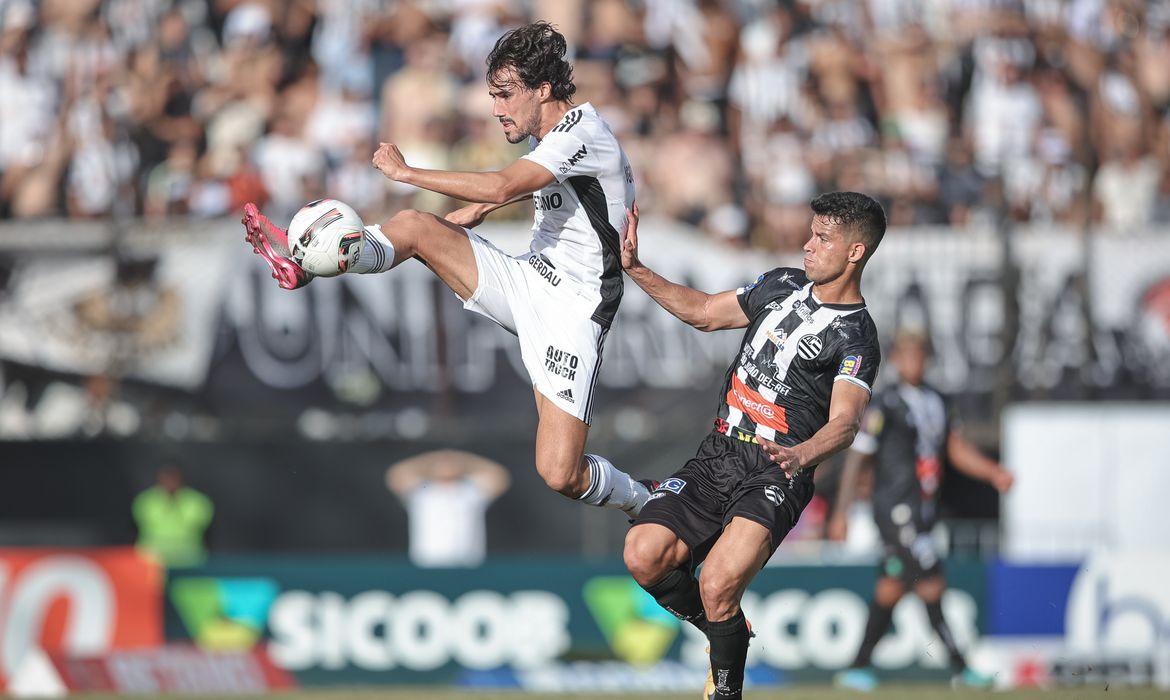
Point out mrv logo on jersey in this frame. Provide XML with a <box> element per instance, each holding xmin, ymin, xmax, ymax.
<box><xmin>545</xmin><ymin>346</ymin><xmax>579</xmax><ymax>380</ymax></box>
<box><xmin>528</xmin><ymin>255</ymin><xmax>562</xmax><ymax>287</ymax></box>
<box><xmin>558</xmin><ymin>145</ymin><xmax>587</xmax><ymax>174</ymax></box>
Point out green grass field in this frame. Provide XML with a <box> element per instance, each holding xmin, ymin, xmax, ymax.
<box><xmin>44</xmin><ymin>687</ymin><xmax>1169</xmax><ymax>700</ymax></box>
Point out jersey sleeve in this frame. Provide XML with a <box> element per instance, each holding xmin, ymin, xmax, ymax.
<box><xmin>850</xmin><ymin>395</ymin><xmax>886</xmax><ymax>455</ymax></box>
<box><xmin>736</xmin><ymin>267</ymin><xmax>799</xmax><ymax>318</ymax></box>
<box><xmin>832</xmin><ymin>328</ymin><xmax>881</xmax><ymax>393</ymax></box>
<box><xmin>521</xmin><ymin>129</ymin><xmax>596</xmax><ymax>183</ymax></box>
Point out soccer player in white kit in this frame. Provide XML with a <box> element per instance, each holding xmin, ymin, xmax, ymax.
<box><xmin>242</xmin><ymin>22</ymin><xmax>654</xmax><ymax>517</ymax></box>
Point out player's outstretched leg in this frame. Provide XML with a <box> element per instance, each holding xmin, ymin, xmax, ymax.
<box><xmin>533</xmin><ymin>391</ymin><xmax>653</xmax><ymax>516</ymax></box>
<box><xmin>697</xmin><ymin>518</ymin><xmax>771</xmax><ymax>700</ymax></box>
<box><xmin>243</xmin><ymin>202</ymin><xmax>478</xmax><ymax>298</ymax></box>
<box><xmin>623</xmin><ymin>523</ymin><xmax>706</xmax><ymax>631</ymax></box>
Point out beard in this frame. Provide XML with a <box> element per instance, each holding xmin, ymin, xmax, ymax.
<box><xmin>503</xmin><ymin>111</ymin><xmax>541</xmax><ymax>144</ymax></box>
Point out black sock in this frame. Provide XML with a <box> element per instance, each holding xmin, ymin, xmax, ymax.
<box><xmin>852</xmin><ymin>601</ymin><xmax>895</xmax><ymax>668</ymax></box>
<box><xmin>925</xmin><ymin>600</ymin><xmax>966</xmax><ymax>672</ymax></box>
<box><xmin>642</xmin><ymin>567</ymin><xmax>708</xmax><ymax>632</ymax></box>
<box><xmin>706</xmin><ymin>610</ymin><xmax>750</xmax><ymax>699</ymax></box>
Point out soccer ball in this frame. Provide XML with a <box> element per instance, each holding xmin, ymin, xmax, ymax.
<box><xmin>288</xmin><ymin>199</ymin><xmax>366</xmax><ymax>277</ymax></box>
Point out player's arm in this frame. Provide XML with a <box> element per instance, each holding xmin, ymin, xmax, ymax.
<box><xmin>446</xmin><ymin>194</ymin><xmax>530</xmax><ymax>228</ymax></box>
<box><xmin>621</xmin><ymin>204</ymin><xmax>750</xmax><ymax>331</ymax></box>
<box><xmin>373</xmin><ymin>143</ymin><xmax>554</xmax><ymax>204</ymax></box>
<box><xmin>947</xmin><ymin>430</ymin><xmax>1014</xmax><ymax>492</ymax></box>
<box><xmin>759</xmin><ymin>381</ymin><xmax>871</xmax><ymax>477</ymax></box>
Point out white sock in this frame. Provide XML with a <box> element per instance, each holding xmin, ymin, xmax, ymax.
<box><xmin>349</xmin><ymin>224</ymin><xmax>395</xmax><ymax>274</ymax></box>
<box><xmin>578</xmin><ymin>454</ymin><xmax>652</xmax><ymax>516</ymax></box>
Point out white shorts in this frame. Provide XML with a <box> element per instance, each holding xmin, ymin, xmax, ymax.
<box><xmin>462</xmin><ymin>230</ymin><xmax>607</xmax><ymax>423</ymax></box>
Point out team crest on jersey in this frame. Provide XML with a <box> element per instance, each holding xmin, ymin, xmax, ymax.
<box><xmin>797</xmin><ymin>334</ymin><xmax>823</xmax><ymax>360</ymax></box>
<box><xmin>656</xmin><ymin>478</ymin><xmax>686</xmax><ymax>495</ymax></box>
<box><xmin>766</xmin><ymin>328</ymin><xmax>788</xmax><ymax>349</ymax></box>
<box><xmin>839</xmin><ymin>355</ymin><xmax>863</xmax><ymax>377</ymax></box>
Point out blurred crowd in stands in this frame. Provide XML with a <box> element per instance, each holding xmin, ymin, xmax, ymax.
<box><xmin>2</xmin><ymin>0</ymin><xmax>1170</xmax><ymax>250</ymax></box>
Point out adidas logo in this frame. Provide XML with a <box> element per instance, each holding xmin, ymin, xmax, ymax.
<box><xmin>556</xmin><ymin>388</ymin><xmax>575</xmax><ymax>403</ymax></box>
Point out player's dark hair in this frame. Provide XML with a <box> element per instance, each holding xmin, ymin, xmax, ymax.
<box><xmin>486</xmin><ymin>21</ymin><xmax>576</xmax><ymax>101</ymax></box>
<box><xmin>810</xmin><ymin>191</ymin><xmax>887</xmax><ymax>262</ymax></box>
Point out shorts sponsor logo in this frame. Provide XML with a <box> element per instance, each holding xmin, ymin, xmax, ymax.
<box><xmin>727</xmin><ymin>375</ymin><xmax>789</xmax><ymax>434</ymax></box>
<box><xmin>528</xmin><ymin>254</ymin><xmax>562</xmax><ymax>287</ymax></box>
<box><xmin>764</xmin><ymin>485</ymin><xmax>784</xmax><ymax>507</ymax></box>
<box><xmin>839</xmin><ymin>355</ymin><xmax>863</xmax><ymax>377</ymax></box>
<box><xmin>545</xmin><ymin>346</ymin><xmax>579</xmax><ymax>380</ymax></box>
<box><xmin>558</xmin><ymin>145</ymin><xmax>587</xmax><ymax>174</ymax></box>
<box><xmin>657</xmin><ymin>478</ymin><xmax>686</xmax><ymax>494</ymax></box>
<box><xmin>556</xmin><ymin>388</ymin><xmax>575</xmax><ymax>404</ymax></box>
<box><xmin>797</xmin><ymin>334</ymin><xmax>823</xmax><ymax>360</ymax></box>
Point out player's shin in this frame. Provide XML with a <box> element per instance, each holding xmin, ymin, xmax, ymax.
<box><xmin>578</xmin><ymin>454</ymin><xmax>651</xmax><ymax>516</ymax></box>
<box><xmin>925</xmin><ymin>600</ymin><xmax>967</xmax><ymax>672</ymax></box>
<box><xmin>706</xmin><ymin>610</ymin><xmax>750</xmax><ymax>699</ymax></box>
<box><xmin>348</xmin><ymin>224</ymin><xmax>396</xmax><ymax>274</ymax></box>
<box><xmin>642</xmin><ymin>566</ymin><xmax>708</xmax><ymax>632</ymax></box>
<box><xmin>852</xmin><ymin>600</ymin><xmax>894</xmax><ymax>668</ymax></box>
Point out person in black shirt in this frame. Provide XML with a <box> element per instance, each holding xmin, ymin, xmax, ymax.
<box><xmin>621</xmin><ymin>192</ymin><xmax>885</xmax><ymax>700</ymax></box>
<box><xmin>830</xmin><ymin>331</ymin><xmax>1014</xmax><ymax>691</ymax></box>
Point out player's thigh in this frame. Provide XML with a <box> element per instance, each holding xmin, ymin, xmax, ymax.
<box><xmin>533</xmin><ymin>392</ymin><xmax>590</xmax><ymax>479</ymax></box>
<box><xmin>624</xmin><ymin>523</ymin><xmax>691</xmax><ymax>584</ymax></box>
<box><xmin>698</xmin><ymin>516</ymin><xmax>773</xmax><ymax>605</ymax></box>
<box><xmin>382</xmin><ymin>210</ymin><xmax>478</xmax><ymax>300</ymax></box>
<box><xmin>912</xmin><ymin>573</ymin><xmax>947</xmax><ymax>603</ymax></box>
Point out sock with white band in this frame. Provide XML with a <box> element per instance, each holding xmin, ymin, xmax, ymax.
<box><xmin>578</xmin><ymin>454</ymin><xmax>651</xmax><ymax>516</ymax></box>
<box><xmin>349</xmin><ymin>224</ymin><xmax>396</xmax><ymax>274</ymax></box>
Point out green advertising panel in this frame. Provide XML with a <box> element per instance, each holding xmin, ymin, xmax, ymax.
<box><xmin>166</xmin><ymin>556</ymin><xmax>986</xmax><ymax>689</ymax></box>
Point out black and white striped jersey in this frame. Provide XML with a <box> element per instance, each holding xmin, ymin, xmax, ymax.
<box><xmin>715</xmin><ymin>267</ymin><xmax>881</xmax><ymax>450</ymax></box>
<box><xmin>521</xmin><ymin>103</ymin><xmax>635</xmax><ymax>329</ymax></box>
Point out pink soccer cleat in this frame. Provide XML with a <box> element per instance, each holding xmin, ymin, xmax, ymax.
<box><xmin>241</xmin><ymin>202</ymin><xmax>313</xmax><ymax>290</ymax></box>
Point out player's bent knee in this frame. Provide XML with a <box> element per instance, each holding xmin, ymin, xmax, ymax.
<box><xmin>698</xmin><ymin>567</ymin><xmax>741</xmax><ymax>612</ymax></box>
<box><xmin>622</xmin><ymin>530</ymin><xmax>673</xmax><ymax>585</ymax></box>
<box><xmin>536</xmin><ymin>464</ymin><xmax>586</xmax><ymax>499</ymax></box>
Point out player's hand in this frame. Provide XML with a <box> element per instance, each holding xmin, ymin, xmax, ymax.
<box><xmin>827</xmin><ymin>514</ymin><xmax>848</xmax><ymax>542</ymax></box>
<box><xmin>372</xmin><ymin>142</ymin><xmax>410</xmax><ymax>181</ymax></box>
<box><xmin>758</xmin><ymin>436</ymin><xmax>803</xmax><ymax>478</ymax></box>
<box><xmin>446</xmin><ymin>203</ymin><xmax>489</xmax><ymax>228</ymax></box>
<box><xmin>991</xmin><ymin>468</ymin><xmax>1014</xmax><ymax>493</ymax></box>
<box><xmin>620</xmin><ymin>203</ymin><xmax>643</xmax><ymax>272</ymax></box>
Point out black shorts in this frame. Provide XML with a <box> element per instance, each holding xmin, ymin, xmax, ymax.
<box><xmin>876</xmin><ymin>520</ymin><xmax>944</xmax><ymax>583</ymax></box>
<box><xmin>634</xmin><ymin>431</ymin><xmax>814</xmax><ymax>565</ymax></box>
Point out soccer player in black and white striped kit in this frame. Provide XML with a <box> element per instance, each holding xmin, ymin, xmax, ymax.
<box><xmin>621</xmin><ymin>192</ymin><xmax>886</xmax><ymax>700</ymax></box>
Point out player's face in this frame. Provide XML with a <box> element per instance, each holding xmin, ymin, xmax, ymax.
<box><xmin>893</xmin><ymin>341</ymin><xmax>928</xmax><ymax>385</ymax></box>
<box><xmin>489</xmin><ymin>68</ymin><xmax>542</xmax><ymax>144</ymax></box>
<box><xmin>802</xmin><ymin>216</ymin><xmax>858</xmax><ymax>284</ymax></box>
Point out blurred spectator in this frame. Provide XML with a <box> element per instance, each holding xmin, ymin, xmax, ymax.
<box><xmin>132</xmin><ymin>464</ymin><xmax>214</xmax><ymax>568</ymax></box>
<box><xmin>386</xmin><ymin>449</ymin><xmax>510</xmax><ymax>568</ymax></box>
<box><xmin>3</xmin><ymin>0</ymin><xmax>1170</xmax><ymax>247</ymax></box>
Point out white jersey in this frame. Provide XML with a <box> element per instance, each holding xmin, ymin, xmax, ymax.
<box><xmin>520</xmin><ymin>102</ymin><xmax>635</xmax><ymax>328</ymax></box>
